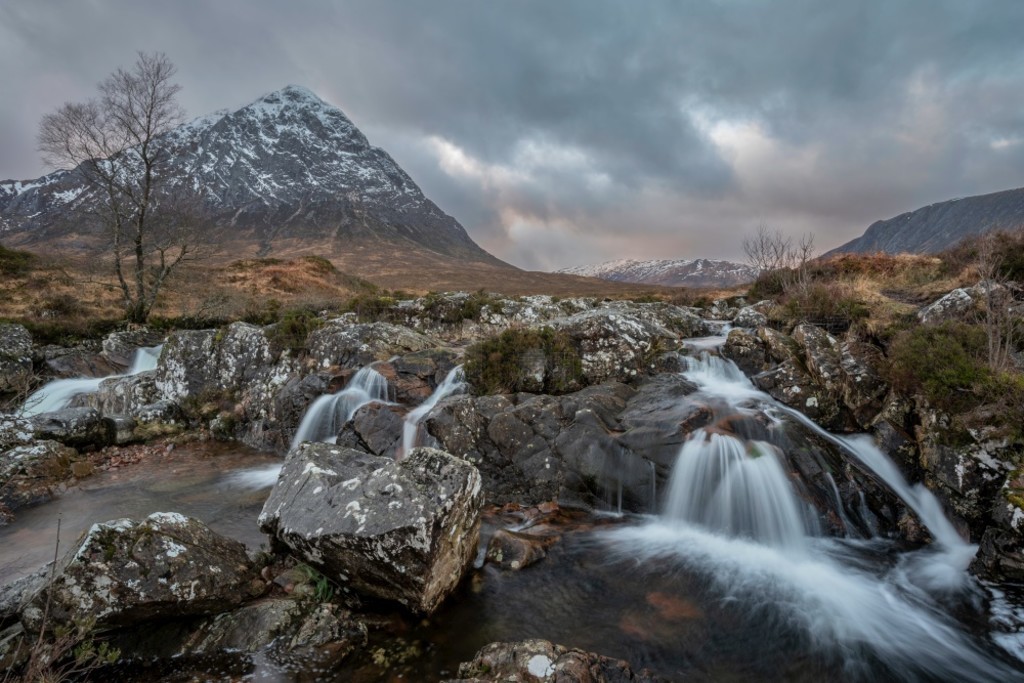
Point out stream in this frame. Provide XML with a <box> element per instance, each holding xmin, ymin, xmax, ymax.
<box><xmin>3</xmin><ymin>335</ymin><xmax>1024</xmax><ymax>681</ymax></box>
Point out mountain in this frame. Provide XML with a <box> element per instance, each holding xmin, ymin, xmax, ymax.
<box><xmin>557</xmin><ymin>258</ymin><xmax>758</xmax><ymax>288</ymax></box>
<box><xmin>830</xmin><ymin>187</ymin><xmax>1024</xmax><ymax>255</ymax></box>
<box><xmin>0</xmin><ymin>85</ymin><xmax>502</xmax><ymax>265</ymax></box>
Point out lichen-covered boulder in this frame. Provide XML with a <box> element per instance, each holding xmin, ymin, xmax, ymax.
<box><xmin>89</xmin><ymin>372</ymin><xmax>161</xmax><ymax>417</ymax></box>
<box><xmin>549</xmin><ymin>309</ymin><xmax>676</xmax><ymax>385</ymax></box>
<box><xmin>721</xmin><ymin>328</ymin><xmax>768</xmax><ymax>376</ymax></box>
<box><xmin>259</xmin><ymin>444</ymin><xmax>482</xmax><ymax>614</ymax></box>
<box><xmin>0</xmin><ymin>440</ymin><xmax>77</xmax><ymax>517</ymax></box>
<box><xmin>0</xmin><ymin>323</ymin><xmax>33</xmax><ymax>395</ymax></box>
<box><xmin>447</xmin><ymin>639</ymin><xmax>667</xmax><ymax>682</ymax></box>
<box><xmin>837</xmin><ymin>340</ymin><xmax>889</xmax><ymax>428</ymax></box>
<box><xmin>21</xmin><ymin>512</ymin><xmax>257</xmax><ymax>631</ymax></box>
<box><xmin>733</xmin><ymin>303</ymin><xmax>770</xmax><ymax>328</ymax></box>
<box><xmin>0</xmin><ymin>416</ymin><xmax>34</xmax><ymax>452</ymax></box>
<box><xmin>917</xmin><ymin>285</ymin><xmax>990</xmax><ymax>324</ymax></box>
<box><xmin>307</xmin><ymin>321</ymin><xmax>438</xmax><ymax>370</ymax></box>
<box><xmin>30</xmin><ymin>407</ymin><xmax>115</xmax><ymax>449</ymax></box>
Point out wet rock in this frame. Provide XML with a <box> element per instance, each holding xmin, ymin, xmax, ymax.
<box><xmin>0</xmin><ymin>323</ymin><xmax>33</xmax><ymax>395</ymax></box>
<box><xmin>917</xmin><ymin>410</ymin><xmax>1015</xmax><ymax>534</ymax></box>
<box><xmin>170</xmin><ymin>598</ymin><xmax>367</xmax><ymax>665</ymax></box>
<box><xmin>89</xmin><ymin>372</ymin><xmax>161</xmax><ymax>416</ymax></box>
<box><xmin>485</xmin><ymin>529</ymin><xmax>553</xmax><ymax>570</ymax></box>
<box><xmin>0</xmin><ymin>440</ymin><xmax>76</xmax><ymax>516</ymax></box>
<box><xmin>0</xmin><ymin>567</ymin><xmax>47</xmax><ymax>626</ymax></box>
<box><xmin>21</xmin><ymin>512</ymin><xmax>256</xmax><ymax>631</ymax></box>
<box><xmin>259</xmin><ymin>444</ymin><xmax>482</xmax><ymax>614</ymax></box>
<box><xmin>757</xmin><ymin>327</ymin><xmax>800</xmax><ymax>364</ymax></box>
<box><xmin>378</xmin><ymin>348</ymin><xmax>461</xmax><ymax>404</ymax></box>
<box><xmin>307</xmin><ymin>321</ymin><xmax>438</xmax><ymax>370</ymax></box>
<box><xmin>753</xmin><ymin>360</ymin><xmax>846</xmax><ymax>431</ymax></box>
<box><xmin>101</xmin><ymin>328</ymin><xmax>164</xmax><ymax>368</ymax></box>
<box><xmin>447</xmin><ymin>639</ymin><xmax>667</xmax><ymax>682</ymax></box>
<box><xmin>425</xmin><ymin>381</ymin><xmax>669</xmax><ymax>511</ymax></box>
<box><xmin>335</xmin><ymin>401</ymin><xmax>406</xmax><ymax>457</ymax></box>
<box><xmin>41</xmin><ymin>345</ymin><xmax>121</xmax><ymax>379</ymax></box>
<box><xmin>721</xmin><ymin>328</ymin><xmax>768</xmax><ymax>376</ymax></box>
<box><xmin>30</xmin><ymin>407</ymin><xmax>115</xmax><ymax>449</ymax></box>
<box><xmin>707</xmin><ymin>298</ymin><xmax>738</xmax><ymax>321</ymax></box>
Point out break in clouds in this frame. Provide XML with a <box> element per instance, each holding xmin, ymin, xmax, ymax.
<box><xmin>2</xmin><ymin>0</ymin><xmax>1024</xmax><ymax>269</ymax></box>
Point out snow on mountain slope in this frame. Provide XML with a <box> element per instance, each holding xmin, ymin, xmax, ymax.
<box><xmin>0</xmin><ymin>85</ymin><xmax>496</xmax><ymax>262</ymax></box>
<box><xmin>558</xmin><ymin>258</ymin><xmax>758</xmax><ymax>288</ymax></box>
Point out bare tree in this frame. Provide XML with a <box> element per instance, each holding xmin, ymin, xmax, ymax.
<box><xmin>743</xmin><ymin>224</ymin><xmax>816</xmax><ymax>292</ymax></box>
<box><xmin>38</xmin><ymin>52</ymin><xmax>207</xmax><ymax>323</ymax></box>
<box><xmin>975</xmin><ymin>230</ymin><xmax>1019</xmax><ymax>371</ymax></box>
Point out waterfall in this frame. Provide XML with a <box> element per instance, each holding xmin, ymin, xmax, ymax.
<box><xmin>290</xmin><ymin>366</ymin><xmax>390</xmax><ymax>449</ymax></box>
<box><xmin>664</xmin><ymin>429</ymin><xmax>812</xmax><ymax>550</ymax></box>
<box><xmin>603</xmin><ymin>348</ymin><xmax>1019</xmax><ymax>680</ymax></box>
<box><xmin>21</xmin><ymin>344</ymin><xmax>164</xmax><ymax>417</ymax></box>
<box><xmin>400</xmin><ymin>365</ymin><xmax>465</xmax><ymax>457</ymax></box>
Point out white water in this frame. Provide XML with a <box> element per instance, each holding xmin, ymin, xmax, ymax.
<box><xmin>400</xmin><ymin>365</ymin><xmax>465</xmax><ymax>458</ymax></box>
<box><xmin>21</xmin><ymin>344</ymin><xmax>164</xmax><ymax>417</ymax></box>
<box><xmin>290</xmin><ymin>366</ymin><xmax>390</xmax><ymax>449</ymax></box>
<box><xmin>665</xmin><ymin>429</ymin><xmax>812</xmax><ymax>551</ymax></box>
<box><xmin>222</xmin><ymin>463</ymin><xmax>284</xmax><ymax>491</ymax></box>
<box><xmin>622</xmin><ymin>349</ymin><xmax>1018</xmax><ymax>679</ymax></box>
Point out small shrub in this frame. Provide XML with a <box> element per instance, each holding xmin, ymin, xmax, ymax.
<box><xmin>464</xmin><ymin>327</ymin><xmax>583</xmax><ymax>395</ymax></box>
<box><xmin>885</xmin><ymin>322</ymin><xmax>991</xmax><ymax>414</ymax></box>
<box><xmin>344</xmin><ymin>292</ymin><xmax>399</xmax><ymax>322</ymax></box>
<box><xmin>780</xmin><ymin>282</ymin><xmax>869</xmax><ymax>333</ymax></box>
<box><xmin>0</xmin><ymin>244</ymin><xmax>35</xmax><ymax>276</ymax></box>
<box><xmin>421</xmin><ymin>290</ymin><xmax>503</xmax><ymax>325</ymax></box>
<box><xmin>267</xmin><ymin>308</ymin><xmax>324</xmax><ymax>356</ymax></box>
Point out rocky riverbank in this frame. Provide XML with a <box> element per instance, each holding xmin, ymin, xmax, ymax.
<box><xmin>1</xmin><ymin>286</ymin><xmax>1022</xmax><ymax>680</ymax></box>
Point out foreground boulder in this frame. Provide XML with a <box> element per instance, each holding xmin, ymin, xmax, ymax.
<box><xmin>0</xmin><ymin>440</ymin><xmax>78</xmax><ymax>520</ymax></box>
<box><xmin>259</xmin><ymin>444</ymin><xmax>482</xmax><ymax>614</ymax></box>
<box><xmin>30</xmin><ymin>407</ymin><xmax>115</xmax><ymax>449</ymax></box>
<box><xmin>22</xmin><ymin>512</ymin><xmax>256</xmax><ymax>631</ymax></box>
<box><xmin>447</xmin><ymin>639</ymin><xmax>666</xmax><ymax>682</ymax></box>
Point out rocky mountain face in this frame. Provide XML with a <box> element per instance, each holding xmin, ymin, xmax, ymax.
<box><xmin>831</xmin><ymin>186</ymin><xmax>1024</xmax><ymax>255</ymax></box>
<box><xmin>557</xmin><ymin>258</ymin><xmax>758</xmax><ymax>288</ymax></box>
<box><xmin>0</xmin><ymin>85</ymin><xmax>500</xmax><ymax>263</ymax></box>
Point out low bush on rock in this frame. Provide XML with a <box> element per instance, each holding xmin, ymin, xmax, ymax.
<box><xmin>464</xmin><ymin>327</ymin><xmax>583</xmax><ymax>394</ymax></box>
<box><xmin>267</xmin><ymin>308</ymin><xmax>324</xmax><ymax>356</ymax></box>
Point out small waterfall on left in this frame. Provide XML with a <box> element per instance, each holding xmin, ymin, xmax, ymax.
<box><xmin>21</xmin><ymin>344</ymin><xmax>164</xmax><ymax>417</ymax></box>
<box><xmin>290</xmin><ymin>365</ymin><xmax>390</xmax><ymax>449</ymax></box>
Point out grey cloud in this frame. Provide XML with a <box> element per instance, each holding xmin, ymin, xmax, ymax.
<box><xmin>2</xmin><ymin>1</ymin><xmax>1024</xmax><ymax>268</ymax></box>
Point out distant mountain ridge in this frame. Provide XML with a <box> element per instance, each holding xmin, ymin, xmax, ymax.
<box><xmin>0</xmin><ymin>85</ymin><xmax>502</xmax><ymax>264</ymax></box>
<box><xmin>831</xmin><ymin>187</ymin><xmax>1024</xmax><ymax>255</ymax></box>
<box><xmin>557</xmin><ymin>258</ymin><xmax>758</xmax><ymax>288</ymax></box>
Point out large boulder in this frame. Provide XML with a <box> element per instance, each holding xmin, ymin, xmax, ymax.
<box><xmin>447</xmin><ymin>639</ymin><xmax>667</xmax><ymax>683</ymax></box>
<box><xmin>307</xmin><ymin>321</ymin><xmax>438</xmax><ymax>370</ymax></box>
<box><xmin>721</xmin><ymin>328</ymin><xmax>768</xmax><ymax>376</ymax></box>
<box><xmin>89</xmin><ymin>372</ymin><xmax>161</xmax><ymax>417</ymax></box>
<box><xmin>0</xmin><ymin>323</ymin><xmax>33</xmax><ymax>395</ymax></box>
<box><xmin>21</xmin><ymin>512</ymin><xmax>257</xmax><ymax>631</ymax></box>
<box><xmin>259</xmin><ymin>444</ymin><xmax>482</xmax><ymax>614</ymax></box>
<box><xmin>549</xmin><ymin>309</ymin><xmax>678</xmax><ymax>386</ymax></box>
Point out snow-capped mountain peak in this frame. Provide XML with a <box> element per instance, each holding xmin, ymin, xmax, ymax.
<box><xmin>558</xmin><ymin>257</ymin><xmax>758</xmax><ymax>288</ymax></box>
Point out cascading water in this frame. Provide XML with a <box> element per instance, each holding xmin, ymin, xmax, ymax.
<box><xmin>21</xmin><ymin>344</ymin><xmax>164</xmax><ymax>417</ymax></box>
<box><xmin>607</xmin><ymin>348</ymin><xmax>1020</xmax><ymax>681</ymax></box>
<box><xmin>400</xmin><ymin>365</ymin><xmax>465</xmax><ymax>457</ymax></box>
<box><xmin>665</xmin><ymin>429</ymin><xmax>814</xmax><ymax>551</ymax></box>
<box><xmin>290</xmin><ymin>366</ymin><xmax>390</xmax><ymax>449</ymax></box>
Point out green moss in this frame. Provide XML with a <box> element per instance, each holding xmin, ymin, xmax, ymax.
<box><xmin>464</xmin><ymin>327</ymin><xmax>583</xmax><ymax>395</ymax></box>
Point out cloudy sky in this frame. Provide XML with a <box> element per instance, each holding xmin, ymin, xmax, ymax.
<box><xmin>2</xmin><ymin>1</ymin><xmax>1024</xmax><ymax>270</ymax></box>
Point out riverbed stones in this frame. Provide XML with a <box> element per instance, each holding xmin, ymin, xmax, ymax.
<box><xmin>447</xmin><ymin>639</ymin><xmax>667</xmax><ymax>682</ymax></box>
<box><xmin>21</xmin><ymin>512</ymin><xmax>256</xmax><ymax>631</ymax></box>
<box><xmin>258</xmin><ymin>443</ymin><xmax>482</xmax><ymax>614</ymax></box>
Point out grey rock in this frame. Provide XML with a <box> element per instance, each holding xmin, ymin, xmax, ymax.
<box><xmin>30</xmin><ymin>407</ymin><xmax>115</xmax><ymax>449</ymax></box>
<box><xmin>307</xmin><ymin>321</ymin><xmax>438</xmax><ymax>370</ymax></box>
<box><xmin>447</xmin><ymin>638</ymin><xmax>667</xmax><ymax>682</ymax></box>
<box><xmin>734</xmin><ymin>304</ymin><xmax>769</xmax><ymax>328</ymax></box>
<box><xmin>0</xmin><ymin>440</ymin><xmax>76</xmax><ymax>516</ymax></box>
<box><xmin>721</xmin><ymin>328</ymin><xmax>768</xmax><ymax>377</ymax></box>
<box><xmin>22</xmin><ymin>512</ymin><xmax>256</xmax><ymax>631</ymax></box>
<box><xmin>259</xmin><ymin>444</ymin><xmax>482</xmax><ymax>614</ymax></box>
